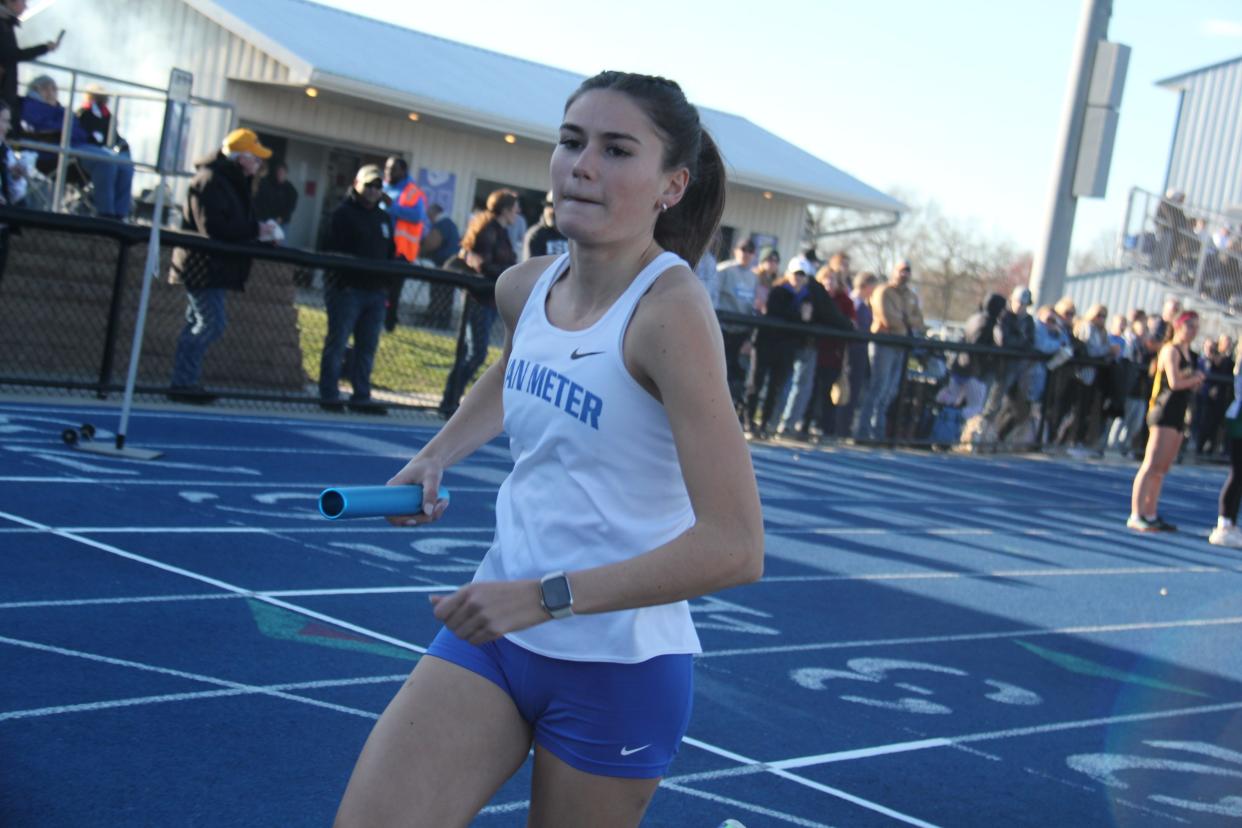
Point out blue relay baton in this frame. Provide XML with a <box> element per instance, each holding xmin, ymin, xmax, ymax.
<box><xmin>318</xmin><ymin>485</ymin><xmax>450</xmax><ymax>520</ymax></box>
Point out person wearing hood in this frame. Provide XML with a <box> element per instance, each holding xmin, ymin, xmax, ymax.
<box><xmin>167</xmin><ymin>128</ymin><xmax>278</xmax><ymax>403</ymax></box>
<box><xmin>953</xmin><ymin>292</ymin><xmax>1006</xmax><ymax>442</ymax></box>
<box><xmin>981</xmin><ymin>285</ymin><xmax>1037</xmax><ymax>444</ymax></box>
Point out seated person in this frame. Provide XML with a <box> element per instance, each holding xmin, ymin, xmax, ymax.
<box><xmin>21</xmin><ymin>75</ymin><xmax>133</xmax><ymax>219</ymax></box>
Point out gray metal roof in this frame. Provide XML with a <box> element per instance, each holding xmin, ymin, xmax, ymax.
<box><xmin>185</xmin><ymin>0</ymin><xmax>905</xmax><ymax>214</ymax></box>
<box><xmin>1156</xmin><ymin>54</ymin><xmax>1242</xmax><ymax>90</ymax></box>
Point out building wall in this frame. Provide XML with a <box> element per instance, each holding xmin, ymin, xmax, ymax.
<box><xmin>1165</xmin><ymin>60</ymin><xmax>1242</xmax><ymax>216</ymax></box>
<box><xmin>24</xmin><ymin>0</ymin><xmax>808</xmax><ymax>260</ymax></box>
<box><xmin>25</xmin><ymin>0</ymin><xmax>279</xmax><ymax>179</ymax></box>
<box><xmin>1065</xmin><ymin>268</ymin><xmax>1241</xmax><ymax>338</ymax></box>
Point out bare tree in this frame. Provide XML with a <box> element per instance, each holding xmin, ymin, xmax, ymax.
<box><xmin>1069</xmin><ymin>227</ymin><xmax>1120</xmax><ymax>275</ymax></box>
<box><xmin>806</xmin><ymin>188</ymin><xmax>1033</xmax><ymax>326</ymax></box>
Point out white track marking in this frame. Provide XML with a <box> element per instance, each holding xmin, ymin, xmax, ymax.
<box><xmin>0</xmin><ymin>510</ymin><xmax>427</xmax><ymax>655</ymax></box>
<box><xmin>0</xmin><ymin>593</ymin><xmax>240</xmax><ymax>610</ymax></box>
<box><xmin>771</xmin><ymin>699</ymin><xmax>1242</xmax><ymax>771</ymax></box>
<box><xmin>259</xmin><ymin>586</ymin><xmax>453</xmax><ymax>597</ymax></box>
<box><xmin>5</xmin><ymin>445</ymin><xmax>262</xmax><ymax>475</ymax></box>
<box><xmin>0</xmin><ymin>635</ymin><xmax>386</xmax><ymax>720</ymax></box>
<box><xmin>50</xmin><ymin>526</ymin><xmax>494</xmax><ymax>534</ymax></box>
<box><xmin>0</xmin><ymin>478</ymin><xmax>498</xmax><ymax>491</ymax></box>
<box><xmin>683</xmin><ymin>737</ymin><xmax>941</xmax><ymax>827</ymax></box>
<box><xmin>327</xmin><ymin>542</ymin><xmax>417</xmax><ymax>563</ymax></box>
<box><xmin>294</xmin><ymin>428</ymin><xmax>417</xmax><ymax>458</ymax></box>
<box><xmin>657</xmin><ymin>784</ymin><xmax>837</xmax><ymax>827</ymax></box>
<box><xmin>759</xmin><ymin>566</ymin><xmax>1233</xmax><ymax>583</ymax></box>
<box><xmin>700</xmin><ymin>616</ymin><xmax>1242</xmax><ymax>659</ymax></box>
<box><xmin>0</xmin><ymin>674</ymin><xmax>406</xmax><ymax>721</ymax></box>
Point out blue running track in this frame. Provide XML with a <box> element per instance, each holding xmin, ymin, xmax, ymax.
<box><xmin>2</xmin><ymin>400</ymin><xmax>1241</xmax><ymax>826</ymax></box>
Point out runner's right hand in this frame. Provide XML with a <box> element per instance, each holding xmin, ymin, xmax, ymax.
<box><xmin>385</xmin><ymin>457</ymin><xmax>448</xmax><ymax>527</ymax></box>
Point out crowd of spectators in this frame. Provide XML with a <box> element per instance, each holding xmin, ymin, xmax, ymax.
<box><xmin>1144</xmin><ymin>189</ymin><xmax>1242</xmax><ymax>307</ymax></box>
<box><xmin>701</xmin><ymin>240</ymin><xmax>1238</xmax><ymax>460</ymax></box>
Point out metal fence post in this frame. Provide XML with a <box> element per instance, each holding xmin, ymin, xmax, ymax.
<box><xmin>51</xmin><ymin>71</ymin><xmax>78</xmax><ymax>214</ymax></box>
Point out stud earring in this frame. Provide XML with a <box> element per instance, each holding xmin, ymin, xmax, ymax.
<box><xmin>660</xmin><ymin>202</ymin><xmax>667</xmax><ymax>212</ymax></box>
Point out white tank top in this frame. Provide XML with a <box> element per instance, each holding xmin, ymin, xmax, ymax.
<box><xmin>473</xmin><ymin>251</ymin><xmax>702</xmax><ymax>663</ymax></box>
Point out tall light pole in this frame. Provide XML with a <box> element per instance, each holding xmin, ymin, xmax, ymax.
<box><xmin>1030</xmin><ymin>0</ymin><xmax>1118</xmax><ymax>305</ymax></box>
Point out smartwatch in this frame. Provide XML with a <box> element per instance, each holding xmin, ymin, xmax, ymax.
<box><xmin>539</xmin><ymin>571</ymin><xmax>574</xmax><ymax>620</ymax></box>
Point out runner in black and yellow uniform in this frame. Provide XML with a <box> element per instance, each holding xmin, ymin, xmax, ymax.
<box><xmin>1129</xmin><ymin>311</ymin><xmax>1205</xmax><ymax>532</ymax></box>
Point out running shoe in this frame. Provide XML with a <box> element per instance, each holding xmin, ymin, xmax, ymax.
<box><xmin>1152</xmin><ymin>516</ymin><xmax>1178</xmax><ymax>532</ymax></box>
<box><xmin>1126</xmin><ymin>515</ymin><xmax>1160</xmax><ymax>532</ymax></box>
<box><xmin>1209</xmin><ymin>525</ymin><xmax>1242</xmax><ymax>547</ymax></box>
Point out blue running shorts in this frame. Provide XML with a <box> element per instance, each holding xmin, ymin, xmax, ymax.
<box><xmin>425</xmin><ymin>626</ymin><xmax>694</xmax><ymax>779</ymax></box>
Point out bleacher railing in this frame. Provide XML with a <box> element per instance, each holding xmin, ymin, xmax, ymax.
<box><xmin>1120</xmin><ymin>187</ymin><xmax>1242</xmax><ymax>313</ymax></box>
<box><xmin>11</xmin><ymin>59</ymin><xmax>236</xmax><ymax>217</ymax></box>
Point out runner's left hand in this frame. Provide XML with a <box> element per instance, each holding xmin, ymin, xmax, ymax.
<box><xmin>430</xmin><ymin>579</ymin><xmax>548</xmax><ymax>645</ymax></box>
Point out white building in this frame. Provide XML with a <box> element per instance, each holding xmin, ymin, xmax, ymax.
<box><xmin>1156</xmin><ymin>55</ymin><xmax>1242</xmax><ymax>218</ymax></box>
<box><xmin>23</xmin><ymin>0</ymin><xmax>903</xmax><ymax>259</ymax></box>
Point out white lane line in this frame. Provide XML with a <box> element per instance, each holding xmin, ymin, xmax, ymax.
<box><xmin>0</xmin><ymin>510</ymin><xmax>428</xmax><ymax>655</ymax></box>
<box><xmin>683</xmin><ymin>736</ymin><xmax>940</xmax><ymax>828</ymax></box>
<box><xmin>659</xmin><ymin>783</ymin><xmax>837</xmax><ymax>827</ymax></box>
<box><xmin>700</xmin><ymin>616</ymin><xmax>1242</xmax><ymax>659</ymax></box>
<box><xmin>52</xmin><ymin>526</ymin><xmax>494</xmax><ymax>534</ymax></box>
<box><xmin>294</xmin><ymin>428</ymin><xmax>418</xmax><ymax>458</ymax></box>
<box><xmin>0</xmin><ymin>673</ymin><xmax>405</xmax><ymax>722</ymax></box>
<box><xmin>480</xmin><ymin>782</ymin><xmax>836</xmax><ymax>827</ymax></box>
<box><xmin>0</xmin><ymin>635</ymin><xmax>386</xmax><ymax>720</ymax></box>
<box><xmin>759</xmin><ymin>565</ymin><xmax>1234</xmax><ymax>584</ymax></box>
<box><xmin>0</xmin><ymin>403</ymin><xmax>440</xmax><ymax>432</ymax></box>
<box><xmin>0</xmin><ymin>477</ymin><xmax>498</xmax><ymax>491</ymax></box>
<box><xmin>770</xmin><ymin>698</ymin><xmax>1242</xmax><ymax>772</ymax></box>
<box><xmin>0</xmin><ymin>593</ymin><xmax>240</xmax><ymax>610</ymax></box>
<box><xmin>261</xmin><ymin>586</ymin><xmax>454</xmax><ymax>597</ymax></box>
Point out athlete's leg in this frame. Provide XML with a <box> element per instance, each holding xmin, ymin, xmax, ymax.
<box><xmin>1132</xmin><ymin>427</ymin><xmax>1160</xmax><ymax>517</ymax></box>
<box><xmin>526</xmin><ymin>746</ymin><xmax>660</xmax><ymax>828</ymax></box>
<box><xmin>334</xmin><ymin>656</ymin><xmax>532</xmax><ymax>828</ymax></box>
<box><xmin>1143</xmin><ymin>428</ymin><xmax>1183</xmax><ymax>517</ymax></box>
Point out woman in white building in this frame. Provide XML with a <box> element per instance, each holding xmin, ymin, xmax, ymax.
<box><xmin>333</xmin><ymin>71</ymin><xmax>765</xmax><ymax>827</ymax></box>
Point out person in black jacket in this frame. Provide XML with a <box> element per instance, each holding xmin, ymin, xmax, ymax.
<box><xmin>318</xmin><ymin>164</ymin><xmax>396</xmax><ymax>413</ymax></box>
<box><xmin>745</xmin><ymin>262</ymin><xmax>811</xmax><ymax>439</ymax></box>
<box><xmin>438</xmin><ymin>188</ymin><xmax>519</xmax><ymax>417</ymax></box>
<box><xmin>168</xmin><ymin>128</ymin><xmax>276</xmax><ymax>402</ymax></box>
<box><xmin>0</xmin><ymin>0</ymin><xmax>58</xmax><ymax>115</ymax></box>
<box><xmin>983</xmin><ymin>286</ymin><xmax>1037</xmax><ymax>444</ymax></box>
<box><xmin>254</xmin><ymin>160</ymin><xmax>298</xmax><ymax>228</ymax></box>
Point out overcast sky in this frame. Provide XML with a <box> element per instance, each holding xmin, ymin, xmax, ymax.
<box><xmin>333</xmin><ymin>0</ymin><xmax>1240</xmax><ymax>257</ymax></box>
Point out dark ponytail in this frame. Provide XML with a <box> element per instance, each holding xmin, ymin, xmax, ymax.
<box><xmin>566</xmin><ymin>71</ymin><xmax>726</xmax><ymax>265</ymax></box>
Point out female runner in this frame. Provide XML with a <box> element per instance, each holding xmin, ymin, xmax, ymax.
<box><xmin>1129</xmin><ymin>311</ymin><xmax>1204</xmax><ymax>532</ymax></box>
<box><xmin>334</xmin><ymin>71</ymin><xmax>765</xmax><ymax>827</ymax></box>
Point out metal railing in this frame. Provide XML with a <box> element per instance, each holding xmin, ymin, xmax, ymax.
<box><xmin>10</xmin><ymin>60</ymin><xmax>236</xmax><ymax>216</ymax></box>
<box><xmin>1119</xmin><ymin>187</ymin><xmax>1242</xmax><ymax>313</ymax></box>
<box><xmin>0</xmin><ymin>207</ymin><xmax>1197</xmax><ymax>458</ymax></box>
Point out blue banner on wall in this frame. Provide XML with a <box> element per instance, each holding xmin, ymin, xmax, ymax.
<box><xmin>418</xmin><ymin>169</ymin><xmax>457</xmax><ymax>216</ymax></box>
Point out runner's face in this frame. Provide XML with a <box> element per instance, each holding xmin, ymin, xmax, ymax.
<box><xmin>550</xmin><ymin>89</ymin><xmax>686</xmax><ymax>248</ymax></box>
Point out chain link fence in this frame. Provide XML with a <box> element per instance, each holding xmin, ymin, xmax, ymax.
<box><xmin>3</xmin><ymin>208</ymin><xmax>1174</xmax><ymax>455</ymax></box>
<box><xmin>0</xmin><ymin>209</ymin><xmax>500</xmax><ymax>414</ymax></box>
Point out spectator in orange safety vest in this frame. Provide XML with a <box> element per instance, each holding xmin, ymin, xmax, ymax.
<box><xmin>381</xmin><ymin>155</ymin><xmax>427</xmax><ymax>330</ymax></box>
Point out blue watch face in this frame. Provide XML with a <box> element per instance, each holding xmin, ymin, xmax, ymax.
<box><xmin>542</xmin><ymin>576</ymin><xmax>572</xmax><ymax>610</ymax></box>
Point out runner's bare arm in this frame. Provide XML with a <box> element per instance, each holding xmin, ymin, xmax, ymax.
<box><xmin>386</xmin><ymin>257</ymin><xmax>552</xmax><ymax>522</ymax></box>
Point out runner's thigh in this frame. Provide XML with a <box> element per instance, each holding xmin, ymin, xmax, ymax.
<box><xmin>334</xmin><ymin>655</ymin><xmax>532</xmax><ymax>828</ymax></box>
<box><xmin>527</xmin><ymin>745</ymin><xmax>660</xmax><ymax>828</ymax></box>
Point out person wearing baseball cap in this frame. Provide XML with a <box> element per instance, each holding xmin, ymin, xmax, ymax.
<box><xmin>222</xmin><ymin>127</ymin><xmax>272</xmax><ymax>160</ymax></box>
<box><xmin>318</xmin><ymin>164</ymin><xmax>397</xmax><ymax>414</ymax></box>
<box><xmin>167</xmin><ymin>128</ymin><xmax>279</xmax><ymax>403</ymax></box>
